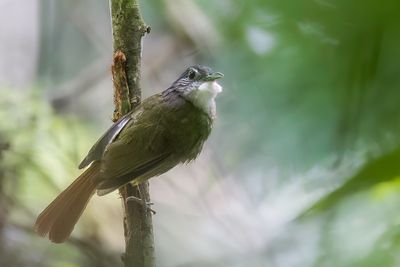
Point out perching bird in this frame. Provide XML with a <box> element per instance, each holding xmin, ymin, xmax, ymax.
<box><xmin>34</xmin><ymin>65</ymin><xmax>223</xmax><ymax>243</ymax></box>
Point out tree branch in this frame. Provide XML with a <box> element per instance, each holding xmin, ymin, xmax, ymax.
<box><xmin>109</xmin><ymin>1</ymin><xmax>155</xmax><ymax>266</ymax></box>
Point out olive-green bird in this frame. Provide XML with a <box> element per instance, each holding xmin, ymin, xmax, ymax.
<box><xmin>35</xmin><ymin>65</ymin><xmax>223</xmax><ymax>243</ymax></box>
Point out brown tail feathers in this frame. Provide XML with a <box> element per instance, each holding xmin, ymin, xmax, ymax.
<box><xmin>34</xmin><ymin>162</ymin><xmax>100</xmax><ymax>243</ymax></box>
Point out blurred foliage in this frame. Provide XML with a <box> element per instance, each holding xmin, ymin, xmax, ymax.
<box><xmin>300</xmin><ymin>146</ymin><xmax>400</xmax><ymax>217</ymax></box>
<box><xmin>207</xmin><ymin>0</ymin><xmax>400</xmax><ymax>172</ymax></box>
<box><xmin>0</xmin><ymin>89</ymin><xmax>120</xmax><ymax>266</ymax></box>
<box><xmin>2</xmin><ymin>0</ymin><xmax>400</xmax><ymax>266</ymax></box>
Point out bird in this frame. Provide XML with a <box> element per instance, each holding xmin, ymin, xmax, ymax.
<box><xmin>34</xmin><ymin>65</ymin><xmax>223</xmax><ymax>243</ymax></box>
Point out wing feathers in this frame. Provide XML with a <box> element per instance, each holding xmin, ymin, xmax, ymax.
<box><xmin>96</xmin><ymin>153</ymin><xmax>170</xmax><ymax>196</ymax></box>
<box><xmin>79</xmin><ymin>112</ymin><xmax>132</xmax><ymax>169</ymax></box>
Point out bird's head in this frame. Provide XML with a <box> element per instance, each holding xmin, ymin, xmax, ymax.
<box><xmin>169</xmin><ymin>65</ymin><xmax>223</xmax><ymax>114</ymax></box>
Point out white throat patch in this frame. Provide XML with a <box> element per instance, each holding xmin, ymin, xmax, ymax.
<box><xmin>186</xmin><ymin>81</ymin><xmax>222</xmax><ymax>118</ymax></box>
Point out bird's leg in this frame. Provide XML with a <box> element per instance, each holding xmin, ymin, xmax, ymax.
<box><xmin>126</xmin><ymin>185</ymin><xmax>156</xmax><ymax>215</ymax></box>
<box><xmin>126</xmin><ymin>195</ymin><xmax>155</xmax><ymax>214</ymax></box>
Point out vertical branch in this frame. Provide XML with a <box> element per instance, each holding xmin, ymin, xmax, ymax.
<box><xmin>109</xmin><ymin>1</ymin><xmax>155</xmax><ymax>267</ymax></box>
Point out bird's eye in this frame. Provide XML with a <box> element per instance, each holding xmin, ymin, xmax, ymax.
<box><xmin>188</xmin><ymin>69</ymin><xmax>197</xmax><ymax>80</ymax></box>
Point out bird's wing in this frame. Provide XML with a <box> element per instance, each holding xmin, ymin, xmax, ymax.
<box><xmin>96</xmin><ymin>152</ymin><xmax>171</xmax><ymax>196</ymax></box>
<box><xmin>78</xmin><ymin>112</ymin><xmax>134</xmax><ymax>169</ymax></box>
<box><xmin>94</xmin><ymin>95</ymin><xmax>175</xmax><ymax>193</ymax></box>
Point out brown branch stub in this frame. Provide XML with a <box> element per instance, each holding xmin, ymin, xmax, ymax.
<box><xmin>112</xmin><ymin>51</ymin><xmax>131</xmax><ymax>122</ymax></box>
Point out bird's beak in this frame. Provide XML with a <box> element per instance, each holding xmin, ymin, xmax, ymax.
<box><xmin>204</xmin><ymin>72</ymin><xmax>224</xmax><ymax>81</ymax></box>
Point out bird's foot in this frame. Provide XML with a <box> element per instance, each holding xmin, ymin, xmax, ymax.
<box><xmin>126</xmin><ymin>196</ymin><xmax>156</xmax><ymax>215</ymax></box>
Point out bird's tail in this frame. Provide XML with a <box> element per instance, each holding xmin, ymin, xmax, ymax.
<box><xmin>34</xmin><ymin>162</ymin><xmax>100</xmax><ymax>243</ymax></box>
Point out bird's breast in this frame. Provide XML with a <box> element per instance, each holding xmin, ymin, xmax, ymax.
<box><xmin>162</xmin><ymin>100</ymin><xmax>212</xmax><ymax>161</ymax></box>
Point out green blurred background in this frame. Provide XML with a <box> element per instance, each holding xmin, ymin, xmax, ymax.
<box><xmin>1</xmin><ymin>0</ymin><xmax>400</xmax><ymax>266</ymax></box>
